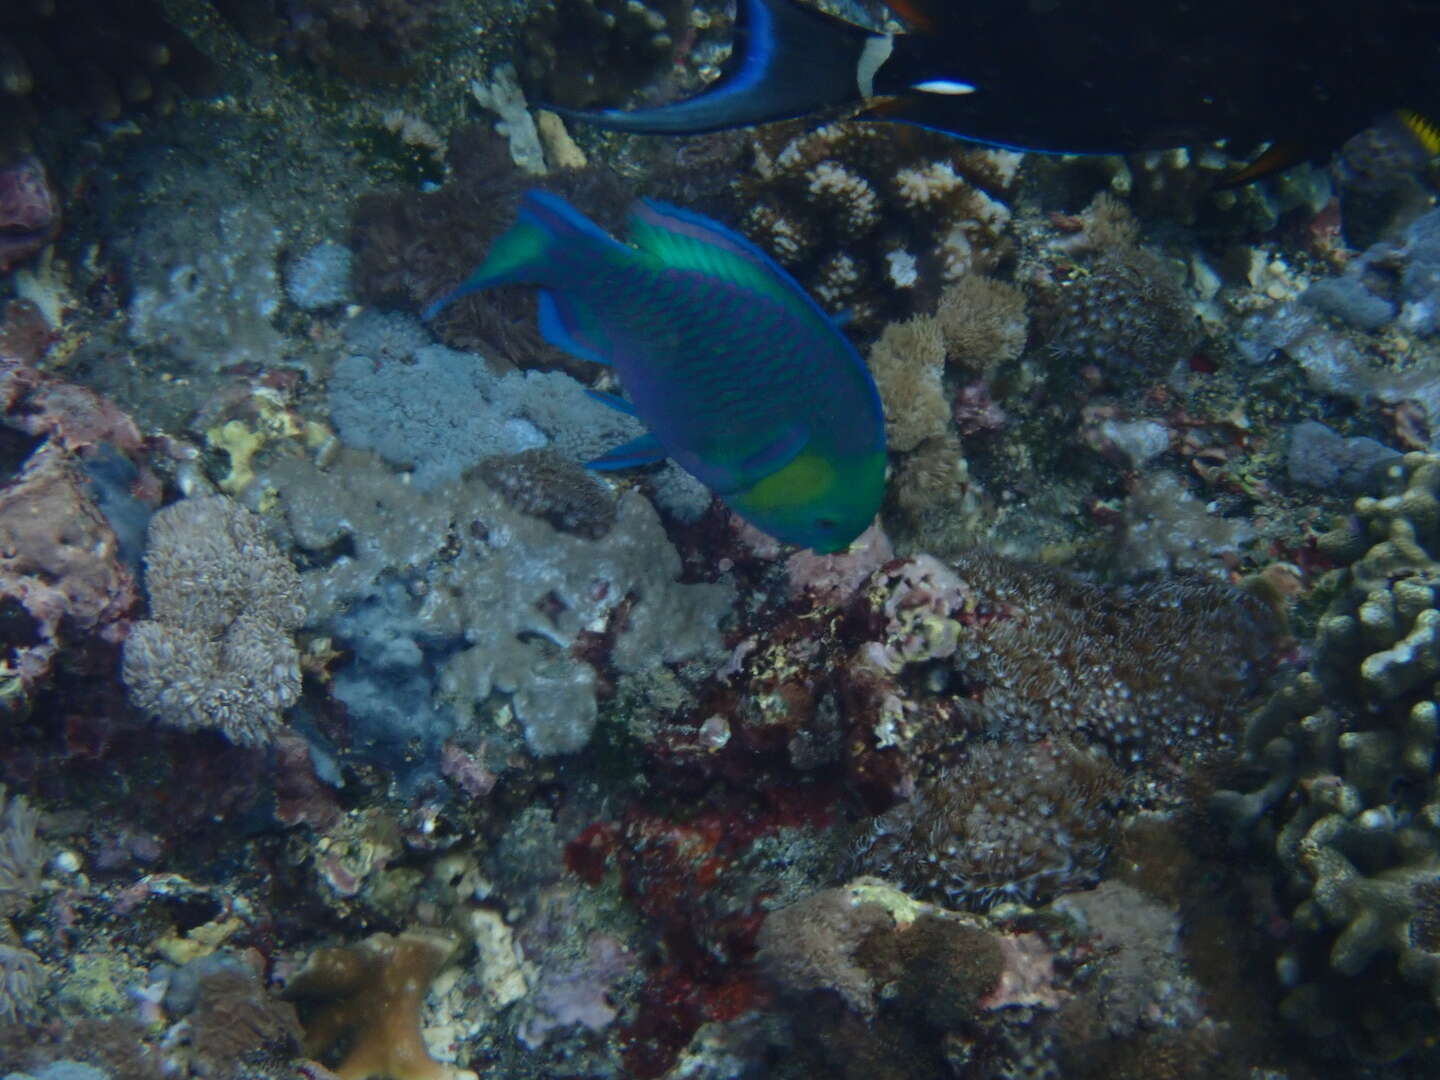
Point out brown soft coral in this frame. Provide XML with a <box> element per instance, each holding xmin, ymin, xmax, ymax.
<box><xmin>865</xmin><ymin>316</ymin><xmax>950</xmax><ymax>454</ymax></box>
<box><xmin>285</xmin><ymin>929</ymin><xmax>471</xmax><ymax>1080</ymax></box>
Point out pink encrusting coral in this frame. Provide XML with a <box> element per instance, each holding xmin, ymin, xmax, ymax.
<box><xmin>0</xmin><ymin>156</ymin><xmax>59</xmax><ymax>272</ymax></box>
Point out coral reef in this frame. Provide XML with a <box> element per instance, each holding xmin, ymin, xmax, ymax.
<box><xmin>518</xmin><ymin>0</ymin><xmax>691</xmax><ymax>111</ymax></box>
<box><xmin>213</xmin><ymin>0</ymin><xmax>440</xmax><ymax>81</ymax></box>
<box><xmin>283</xmin><ymin>241</ymin><xmax>353</xmax><ymax>312</ymax></box>
<box><xmin>0</xmin><ymin>787</ymin><xmax>42</xmax><ymax>919</ymax></box>
<box><xmin>858</xmin><ymin>740</ymin><xmax>1122</xmax><ymax>911</ymax></box>
<box><xmin>1211</xmin><ymin>452</ymin><xmax>1440</xmax><ymax>1060</ymax></box>
<box><xmin>0</xmin><ymin>156</ymin><xmax>58</xmax><ymax>273</ymax></box>
<box><xmin>735</xmin><ymin>121</ymin><xmax>1023</xmax><ymax>326</ymax></box>
<box><xmin>266</xmin><ymin>447</ymin><xmax>731</xmax><ymax>759</ymax></box>
<box><xmin>285</xmin><ymin>928</ymin><xmax>471</xmax><ymax>1080</ymax></box>
<box><xmin>122</xmin><ymin>494</ymin><xmax>305</xmax><ymax>745</ymax></box>
<box><xmin>0</xmin><ymin>0</ymin><xmax>217</xmax><ymax>157</ymax></box>
<box><xmin>1047</xmin><ymin>244</ymin><xmax>1200</xmax><ymax>373</ymax></box>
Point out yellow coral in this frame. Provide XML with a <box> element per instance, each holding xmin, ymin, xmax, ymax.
<box><xmin>865</xmin><ymin>316</ymin><xmax>949</xmax><ymax>453</ymax></box>
<box><xmin>935</xmin><ymin>273</ymin><xmax>1028</xmax><ymax>379</ymax></box>
<box><xmin>206</xmin><ymin>420</ymin><xmax>264</xmax><ymax>494</ymax></box>
<box><xmin>286</xmin><ymin>928</ymin><xmax>473</xmax><ymax>1080</ymax></box>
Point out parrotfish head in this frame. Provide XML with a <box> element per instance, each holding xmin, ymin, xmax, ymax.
<box><xmin>729</xmin><ymin>447</ymin><xmax>887</xmax><ymax>553</ymax></box>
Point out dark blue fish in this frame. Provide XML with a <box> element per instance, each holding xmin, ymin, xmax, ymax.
<box><xmin>551</xmin><ymin>0</ymin><xmax>1440</xmax><ymax>181</ymax></box>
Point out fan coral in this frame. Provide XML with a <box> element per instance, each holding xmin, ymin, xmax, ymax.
<box><xmin>855</xmin><ymin>551</ymin><xmax>1280</xmax><ymax>764</ymax></box>
<box><xmin>0</xmin><ymin>0</ymin><xmax>217</xmax><ymax>157</ymax></box>
<box><xmin>0</xmin><ymin>441</ymin><xmax>137</xmax><ymax>703</ymax></box>
<box><xmin>0</xmin><ymin>942</ymin><xmax>42</xmax><ymax>1024</ymax></box>
<box><xmin>0</xmin><ymin>787</ymin><xmax>42</xmax><ymax>919</ymax></box>
<box><xmin>858</xmin><ymin>740</ymin><xmax>1122</xmax><ymax>911</ymax></box>
<box><xmin>122</xmin><ymin>494</ymin><xmax>305</xmax><ymax>745</ymax></box>
<box><xmin>285</xmin><ymin>928</ymin><xmax>472</xmax><ymax>1080</ymax></box>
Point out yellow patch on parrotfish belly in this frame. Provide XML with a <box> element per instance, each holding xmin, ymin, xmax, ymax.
<box><xmin>742</xmin><ymin>451</ymin><xmax>837</xmax><ymax>510</ymax></box>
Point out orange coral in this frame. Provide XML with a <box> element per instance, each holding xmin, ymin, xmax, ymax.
<box><xmin>285</xmin><ymin>928</ymin><xmax>471</xmax><ymax>1080</ymax></box>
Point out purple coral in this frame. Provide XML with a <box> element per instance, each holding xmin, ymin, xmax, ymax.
<box><xmin>0</xmin><ymin>155</ymin><xmax>59</xmax><ymax>273</ymax></box>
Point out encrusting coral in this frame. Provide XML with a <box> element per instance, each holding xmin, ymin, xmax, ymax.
<box><xmin>284</xmin><ymin>928</ymin><xmax>474</xmax><ymax>1080</ymax></box>
<box><xmin>122</xmin><ymin>494</ymin><xmax>305</xmax><ymax>745</ymax></box>
<box><xmin>858</xmin><ymin>740</ymin><xmax>1123</xmax><ymax>911</ymax></box>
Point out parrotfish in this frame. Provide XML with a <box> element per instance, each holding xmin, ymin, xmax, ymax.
<box><xmin>551</xmin><ymin>0</ymin><xmax>1440</xmax><ymax>183</ymax></box>
<box><xmin>425</xmin><ymin>191</ymin><xmax>887</xmax><ymax>553</ymax></box>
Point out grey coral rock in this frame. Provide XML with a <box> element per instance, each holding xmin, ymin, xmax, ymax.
<box><xmin>123</xmin><ymin>495</ymin><xmax>305</xmax><ymax>745</ymax></box>
<box><xmin>266</xmin><ymin>448</ymin><xmax>732</xmax><ymax>757</ymax></box>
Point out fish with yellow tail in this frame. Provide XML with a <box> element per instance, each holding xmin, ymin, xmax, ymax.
<box><xmin>425</xmin><ymin>191</ymin><xmax>887</xmax><ymax>554</ymax></box>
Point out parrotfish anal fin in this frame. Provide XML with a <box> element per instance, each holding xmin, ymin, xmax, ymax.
<box><xmin>585</xmin><ymin>389</ymin><xmax>636</xmax><ymax>415</ymax></box>
<box><xmin>544</xmin><ymin>0</ymin><xmax>875</xmax><ymax>136</ymax></box>
<box><xmin>539</xmin><ymin>291</ymin><xmax>610</xmax><ymax>366</ymax></box>
<box><xmin>627</xmin><ymin>200</ymin><xmax>818</xmax><ymax>319</ymax></box>
<box><xmin>425</xmin><ymin>190</ymin><xmax>629</xmax><ymax>320</ymax></box>
<box><xmin>587</xmin><ymin>434</ymin><xmax>667</xmax><ymax>471</ymax></box>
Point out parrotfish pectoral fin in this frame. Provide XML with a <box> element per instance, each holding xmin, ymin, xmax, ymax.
<box><xmin>424</xmin><ymin>190</ymin><xmax>629</xmax><ymax>320</ymax></box>
<box><xmin>587</xmin><ymin>434</ymin><xmax>667</xmax><ymax>471</ymax></box>
<box><xmin>585</xmin><ymin>389</ymin><xmax>637</xmax><ymax>415</ymax></box>
<box><xmin>547</xmin><ymin>0</ymin><xmax>880</xmax><ymax>136</ymax></box>
<box><xmin>538</xmin><ymin>291</ymin><xmax>610</xmax><ymax>366</ymax></box>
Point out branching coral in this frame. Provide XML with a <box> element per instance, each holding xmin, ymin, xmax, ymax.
<box><xmin>285</xmin><ymin>928</ymin><xmax>472</xmax><ymax>1080</ymax></box>
<box><xmin>122</xmin><ymin>494</ymin><xmax>304</xmax><ymax>745</ymax></box>
<box><xmin>735</xmin><ymin>121</ymin><xmax>1022</xmax><ymax>327</ymax></box>
<box><xmin>1210</xmin><ymin>453</ymin><xmax>1440</xmax><ymax>1060</ymax></box>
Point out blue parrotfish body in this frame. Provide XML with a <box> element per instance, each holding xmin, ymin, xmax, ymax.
<box><xmin>425</xmin><ymin>190</ymin><xmax>887</xmax><ymax>553</ymax></box>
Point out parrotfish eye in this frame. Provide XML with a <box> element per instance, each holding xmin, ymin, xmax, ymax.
<box><xmin>815</xmin><ymin>517</ymin><xmax>838</xmax><ymax>532</ymax></box>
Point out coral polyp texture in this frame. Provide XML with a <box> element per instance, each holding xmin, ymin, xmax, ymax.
<box><xmin>0</xmin><ymin>155</ymin><xmax>59</xmax><ymax>272</ymax></box>
<box><xmin>1212</xmin><ymin>452</ymin><xmax>1440</xmax><ymax>1060</ymax></box>
<box><xmin>213</xmin><ymin>0</ymin><xmax>440</xmax><ymax>80</ymax></box>
<box><xmin>735</xmin><ymin>121</ymin><xmax>1023</xmax><ymax>326</ymax></box>
<box><xmin>122</xmin><ymin>493</ymin><xmax>305</xmax><ymax>745</ymax></box>
<box><xmin>852</xmin><ymin>551</ymin><xmax>1279</xmax><ymax>765</ymax></box>
<box><xmin>858</xmin><ymin>740</ymin><xmax>1123</xmax><ymax>911</ymax></box>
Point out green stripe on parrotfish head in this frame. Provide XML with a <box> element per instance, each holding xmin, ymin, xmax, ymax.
<box><xmin>425</xmin><ymin>190</ymin><xmax>887</xmax><ymax>554</ymax></box>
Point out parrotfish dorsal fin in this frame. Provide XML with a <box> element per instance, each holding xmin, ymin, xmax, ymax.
<box><xmin>626</xmin><ymin>200</ymin><xmax>827</xmax><ymax>322</ymax></box>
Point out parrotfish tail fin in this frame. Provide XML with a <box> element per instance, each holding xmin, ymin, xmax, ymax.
<box><xmin>423</xmin><ymin>190</ymin><xmax>627</xmax><ymax>321</ymax></box>
<box><xmin>1396</xmin><ymin>109</ymin><xmax>1440</xmax><ymax>159</ymax></box>
<box><xmin>546</xmin><ymin>0</ymin><xmax>884</xmax><ymax>136</ymax></box>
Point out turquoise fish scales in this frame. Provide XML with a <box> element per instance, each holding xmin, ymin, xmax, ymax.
<box><xmin>424</xmin><ymin>190</ymin><xmax>886</xmax><ymax>552</ymax></box>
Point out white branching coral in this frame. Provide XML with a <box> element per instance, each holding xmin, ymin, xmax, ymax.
<box><xmin>123</xmin><ymin>495</ymin><xmax>305</xmax><ymax>745</ymax></box>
